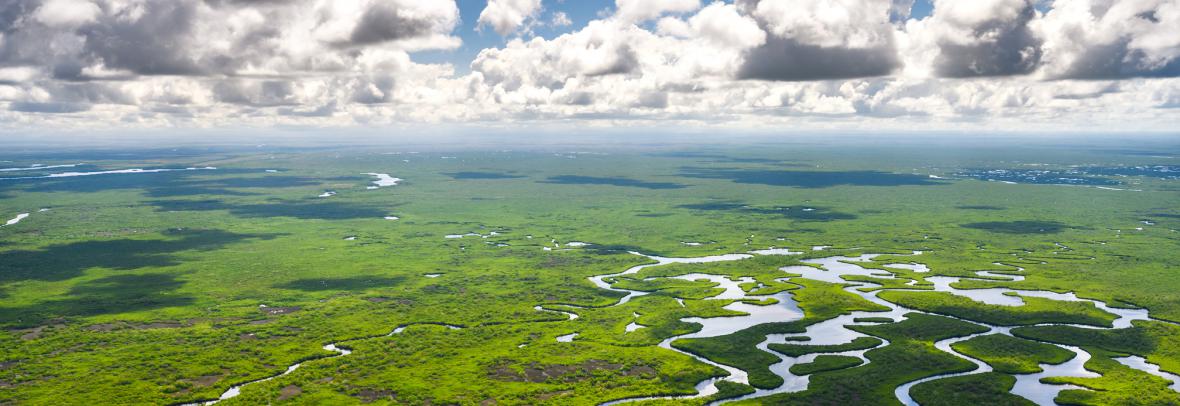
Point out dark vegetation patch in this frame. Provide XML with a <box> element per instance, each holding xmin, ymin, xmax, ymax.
<box><xmin>8</xmin><ymin>168</ymin><xmax>261</xmax><ymax>194</ymax></box>
<box><xmin>680</xmin><ymin>167</ymin><xmax>943</xmax><ymax>188</ymax></box>
<box><xmin>540</xmin><ymin>176</ymin><xmax>687</xmax><ymax>190</ymax></box>
<box><xmin>957</xmin><ymin>205</ymin><xmax>1006</xmax><ymax>211</ymax></box>
<box><xmin>962</xmin><ymin>221</ymin><xmax>1068</xmax><ymax>234</ymax></box>
<box><xmin>277</xmin><ymin>385</ymin><xmax>302</xmax><ymax>401</ymax></box>
<box><xmin>649</xmin><ymin>152</ymin><xmax>810</xmax><ymax>166</ymax></box>
<box><xmin>678</xmin><ymin>201</ymin><xmax>857</xmax><ymax>221</ymax></box>
<box><xmin>853</xmin><ymin>317</ymin><xmax>895</xmax><ymax>323</ymax></box>
<box><xmin>634</xmin><ymin>212</ymin><xmax>673</xmax><ymax>218</ymax></box>
<box><xmin>789</xmin><ymin>355</ymin><xmax>863</xmax><ymax>375</ymax></box>
<box><xmin>911</xmin><ymin>372</ymin><xmax>1032</xmax><ymax>406</ymax></box>
<box><xmin>0</xmin><ymin>161</ymin><xmax>325</xmax><ymax>198</ymax></box>
<box><xmin>1</xmin><ymin>274</ymin><xmax>194</xmax><ymax>325</ymax></box>
<box><xmin>351</xmin><ymin>388</ymin><xmax>397</xmax><ymax>403</ymax></box>
<box><xmin>445</xmin><ymin>172</ymin><xmax>524</xmax><ymax>180</ymax></box>
<box><xmin>82</xmin><ymin>321</ymin><xmax>188</xmax><ymax>332</ymax></box>
<box><xmin>145</xmin><ymin>176</ymin><xmax>322</xmax><ymax>197</ymax></box>
<box><xmin>488</xmin><ymin>360</ymin><xmax>655</xmax><ymax>383</ymax></box>
<box><xmin>0</xmin><ymin>229</ymin><xmax>272</xmax><ymax>283</ymax></box>
<box><xmin>275</xmin><ymin>276</ymin><xmax>404</xmax><ymax>292</ymax></box>
<box><xmin>151</xmin><ymin>199</ymin><xmax>392</xmax><ymax>220</ymax></box>
<box><xmin>769</xmin><ymin>336</ymin><xmax>883</xmax><ymax>357</ymax></box>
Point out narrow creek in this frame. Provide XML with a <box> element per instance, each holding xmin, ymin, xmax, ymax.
<box><xmin>184</xmin><ymin>323</ymin><xmax>462</xmax><ymax>405</ymax></box>
<box><xmin>590</xmin><ymin>251</ymin><xmax>1179</xmax><ymax>405</ymax></box>
<box><xmin>188</xmin><ymin>248</ymin><xmax>1176</xmax><ymax>405</ymax></box>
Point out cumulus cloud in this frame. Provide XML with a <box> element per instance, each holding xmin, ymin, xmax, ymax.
<box><xmin>737</xmin><ymin>0</ymin><xmax>902</xmax><ymax>81</ymax></box>
<box><xmin>615</xmin><ymin>0</ymin><xmax>701</xmax><ymax>23</ymax></box>
<box><xmin>0</xmin><ymin>0</ymin><xmax>462</xmax><ymax>117</ymax></box>
<box><xmin>478</xmin><ymin>0</ymin><xmax>542</xmax><ymax>36</ymax></box>
<box><xmin>901</xmin><ymin>0</ymin><xmax>1043</xmax><ymax>77</ymax></box>
<box><xmin>34</xmin><ymin>0</ymin><xmax>101</xmax><ymax>27</ymax></box>
<box><xmin>1037</xmin><ymin>0</ymin><xmax>1180</xmax><ymax>79</ymax></box>
<box><xmin>0</xmin><ymin>0</ymin><xmax>1177</xmax><ymax>132</ymax></box>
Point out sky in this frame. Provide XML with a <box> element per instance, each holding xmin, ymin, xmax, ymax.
<box><xmin>0</xmin><ymin>0</ymin><xmax>1178</xmax><ymax>135</ymax></box>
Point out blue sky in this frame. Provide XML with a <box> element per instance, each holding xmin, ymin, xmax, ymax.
<box><xmin>417</xmin><ymin>1</ymin><xmax>939</xmax><ymax>70</ymax></box>
<box><xmin>415</xmin><ymin>0</ymin><xmax>611</xmax><ymax>70</ymax></box>
<box><xmin>0</xmin><ymin>0</ymin><xmax>1176</xmax><ymax>133</ymax></box>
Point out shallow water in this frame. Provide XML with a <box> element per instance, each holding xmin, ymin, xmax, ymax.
<box><xmin>587</xmin><ymin>252</ymin><xmax>753</xmax><ymax>306</ymax></box>
<box><xmin>1</xmin><ymin>167</ymin><xmax>216</xmax><ymax>180</ymax></box>
<box><xmin>1010</xmin><ymin>345</ymin><xmax>1098</xmax><ymax>405</ymax></box>
<box><xmin>1114</xmin><ymin>356</ymin><xmax>1180</xmax><ymax>392</ymax></box>
<box><xmin>191</xmin><ymin>322</ymin><xmax>464</xmax><ymax>405</ymax></box>
<box><xmin>0</xmin><ymin>163</ymin><xmax>81</xmax><ymax>172</ymax></box>
<box><xmin>3</xmin><ymin>213</ymin><xmax>30</xmax><ymax>227</ymax></box>
<box><xmin>363</xmin><ymin>173</ymin><xmax>402</xmax><ymax>187</ymax></box>
<box><xmin>885</xmin><ymin>263</ymin><xmax>930</xmax><ymax>273</ymax></box>
<box><xmin>749</xmin><ymin>248</ymin><xmax>803</xmax><ymax>256</ymax></box>
<box><xmin>196</xmin><ymin>246</ymin><xmax>1169</xmax><ymax>406</ymax></box>
<box><xmin>590</xmin><ymin>249</ymin><xmax>1169</xmax><ymax>406</ymax></box>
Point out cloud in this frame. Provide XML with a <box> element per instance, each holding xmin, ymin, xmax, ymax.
<box><xmin>9</xmin><ymin>101</ymin><xmax>90</xmax><ymax>113</ymax></box>
<box><xmin>34</xmin><ymin>0</ymin><xmax>100</xmax><ymax>27</ymax></box>
<box><xmin>551</xmin><ymin>12</ymin><xmax>573</xmax><ymax>27</ymax></box>
<box><xmin>478</xmin><ymin>0</ymin><xmax>542</xmax><ymax>36</ymax></box>
<box><xmin>926</xmin><ymin>0</ymin><xmax>1043</xmax><ymax>77</ymax></box>
<box><xmin>1036</xmin><ymin>0</ymin><xmax>1180</xmax><ymax>79</ymax></box>
<box><xmin>615</xmin><ymin>0</ymin><xmax>701</xmax><ymax>23</ymax></box>
<box><xmin>0</xmin><ymin>0</ymin><xmax>1177</xmax><ymax>132</ymax></box>
<box><xmin>736</xmin><ymin>0</ymin><xmax>902</xmax><ymax>81</ymax></box>
<box><xmin>346</xmin><ymin>1</ymin><xmax>455</xmax><ymax>47</ymax></box>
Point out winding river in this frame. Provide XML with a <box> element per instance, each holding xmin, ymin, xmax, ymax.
<box><xmin>588</xmin><ymin>251</ymin><xmax>1179</xmax><ymax>405</ymax></box>
<box><xmin>189</xmin><ymin>248</ymin><xmax>1177</xmax><ymax>405</ymax></box>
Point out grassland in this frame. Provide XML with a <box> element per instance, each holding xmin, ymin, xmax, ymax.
<box><xmin>1</xmin><ymin>138</ymin><xmax>1178</xmax><ymax>405</ymax></box>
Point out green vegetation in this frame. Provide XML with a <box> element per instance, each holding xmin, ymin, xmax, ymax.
<box><xmin>1048</xmin><ymin>349</ymin><xmax>1180</xmax><ymax>405</ymax></box>
<box><xmin>2</xmin><ymin>141</ymin><xmax>1178</xmax><ymax>404</ymax></box>
<box><xmin>732</xmin><ymin>313</ymin><xmax>989</xmax><ymax>405</ymax></box>
<box><xmin>1013</xmin><ymin>321</ymin><xmax>1180</xmax><ymax>375</ymax></box>
<box><xmin>672</xmin><ymin>278</ymin><xmax>889</xmax><ymax>389</ymax></box>
<box><xmin>789</xmin><ymin>355</ymin><xmax>863</xmax><ymax>375</ymax></box>
<box><xmin>952</xmin><ymin>334</ymin><xmax>1075</xmax><ymax>374</ymax></box>
<box><xmin>911</xmin><ymin>373</ymin><xmax>1034</xmax><ymax>406</ymax></box>
<box><xmin>878</xmin><ymin>291</ymin><xmax>1119</xmax><ymax>327</ymax></box>
<box><xmin>769</xmin><ymin>336</ymin><xmax>883</xmax><ymax>357</ymax></box>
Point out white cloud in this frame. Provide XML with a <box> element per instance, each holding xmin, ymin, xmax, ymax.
<box><xmin>1036</xmin><ymin>0</ymin><xmax>1180</xmax><ymax>78</ymax></box>
<box><xmin>34</xmin><ymin>0</ymin><xmax>101</xmax><ymax>27</ymax></box>
<box><xmin>615</xmin><ymin>0</ymin><xmax>701</xmax><ymax>23</ymax></box>
<box><xmin>0</xmin><ymin>0</ymin><xmax>1177</xmax><ymax>132</ymax></box>
<box><xmin>478</xmin><ymin>0</ymin><xmax>543</xmax><ymax>36</ymax></box>
<box><xmin>552</xmin><ymin>11</ymin><xmax>573</xmax><ymax>27</ymax></box>
<box><xmin>738</xmin><ymin>0</ymin><xmax>901</xmax><ymax>80</ymax></box>
<box><xmin>900</xmin><ymin>0</ymin><xmax>1042</xmax><ymax>78</ymax></box>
